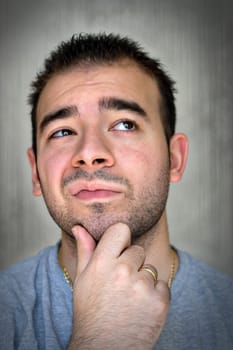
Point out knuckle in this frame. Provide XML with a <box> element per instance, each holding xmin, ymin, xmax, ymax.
<box><xmin>106</xmin><ymin>223</ymin><xmax>131</xmax><ymax>239</ymax></box>
<box><xmin>102</xmin><ymin>224</ymin><xmax>131</xmax><ymax>250</ymax></box>
<box><xmin>154</xmin><ymin>281</ymin><xmax>170</xmax><ymax>309</ymax></box>
<box><xmin>134</xmin><ymin>278</ymin><xmax>149</xmax><ymax>294</ymax></box>
<box><xmin>91</xmin><ymin>252</ymin><xmax>106</xmax><ymax>272</ymax></box>
<box><xmin>156</xmin><ymin>280</ymin><xmax>170</xmax><ymax>296</ymax></box>
<box><xmin>114</xmin><ymin>262</ymin><xmax>132</xmax><ymax>281</ymax></box>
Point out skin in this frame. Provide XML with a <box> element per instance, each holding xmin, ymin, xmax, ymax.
<box><xmin>28</xmin><ymin>59</ymin><xmax>188</xmax><ymax>349</ymax></box>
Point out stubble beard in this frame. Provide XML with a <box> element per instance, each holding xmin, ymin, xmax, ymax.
<box><xmin>40</xmin><ymin>164</ymin><xmax>170</xmax><ymax>242</ymax></box>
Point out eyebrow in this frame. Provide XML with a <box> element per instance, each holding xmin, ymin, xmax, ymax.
<box><xmin>39</xmin><ymin>97</ymin><xmax>147</xmax><ymax>134</ymax></box>
<box><xmin>39</xmin><ymin>105</ymin><xmax>79</xmax><ymax>134</ymax></box>
<box><xmin>99</xmin><ymin>97</ymin><xmax>147</xmax><ymax>118</ymax></box>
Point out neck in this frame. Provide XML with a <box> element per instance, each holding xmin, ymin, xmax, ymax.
<box><xmin>133</xmin><ymin>211</ymin><xmax>178</xmax><ymax>284</ymax></box>
<box><xmin>59</xmin><ymin>211</ymin><xmax>178</xmax><ymax>287</ymax></box>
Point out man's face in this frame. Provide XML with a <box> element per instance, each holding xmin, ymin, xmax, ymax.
<box><xmin>29</xmin><ymin>60</ymin><xmax>171</xmax><ymax>241</ymax></box>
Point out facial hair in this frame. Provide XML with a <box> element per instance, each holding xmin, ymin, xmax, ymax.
<box><xmin>39</xmin><ymin>161</ymin><xmax>170</xmax><ymax>242</ymax></box>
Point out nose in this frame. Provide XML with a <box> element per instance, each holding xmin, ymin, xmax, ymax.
<box><xmin>71</xmin><ymin>129</ymin><xmax>115</xmax><ymax>171</ymax></box>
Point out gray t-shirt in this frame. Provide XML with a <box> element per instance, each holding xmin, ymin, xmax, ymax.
<box><xmin>0</xmin><ymin>243</ymin><xmax>232</xmax><ymax>349</ymax></box>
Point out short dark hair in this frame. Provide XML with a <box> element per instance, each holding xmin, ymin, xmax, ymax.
<box><xmin>28</xmin><ymin>33</ymin><xmax>176</xmax><ymax>156</ymax></box>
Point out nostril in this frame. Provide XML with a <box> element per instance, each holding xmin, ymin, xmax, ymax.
<box><xmin>72</xmin><ymin>156</ymin><xmax>112</xmax><ymax>168</ymax></box>
<box><xmin>94</xmin><ymin>158</ymin><xmax>105</xmax><ymax>164</ymax></box>
<box><xmin>77</xmin><ymin>158</ymin><xmax>105</xmax><ymax>166</ymax></box>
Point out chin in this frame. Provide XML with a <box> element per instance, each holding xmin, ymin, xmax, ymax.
<box><xmin>72</xmin><ymin>212</ymin><xmax>130</xmax><ymax>241</ymax></box>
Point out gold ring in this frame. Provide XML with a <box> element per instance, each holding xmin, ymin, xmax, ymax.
<box><xmin>140</xmin><ymin>264</ymin><xmax>158</xmax><ymax>286</ymax></box>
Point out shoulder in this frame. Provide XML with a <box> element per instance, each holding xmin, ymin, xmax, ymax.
<box><xmin>174</xmin><ymin>249</ymin><xmax>233</xmax><ymax>318</ymax></box>
<box><xmin>1</xmin><ymin>244</ymin><xmax>58</xmax><ymax>275</ymax></box>
<box><xmin>178</xmin><ymin>249</ymin><xmax>233</xmax><ymax>290</ymax></box>
<box><xmin>0</xmin><ymin>244</ymin><xmax>59</xmax><ymax>301</ymax></box>
<box><xmin>0</xmin><ymin>245</ymin><xmax>60</xmax><ymax>348</ymax></box>
<box><xmin>158</xmin><ymin>251</ymin><xmax>233</xmax><ymax>349</ymax></box>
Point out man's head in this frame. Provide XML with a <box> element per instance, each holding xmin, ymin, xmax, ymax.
<box><xmin>27</xmin><ymin>33</ymin><xmax>188</xmax><ymax>242</ymax></box>
<box><xmin>28</xmin><ymin>33</ymin><xmax>176</xmax><ymax>158</ymax></box>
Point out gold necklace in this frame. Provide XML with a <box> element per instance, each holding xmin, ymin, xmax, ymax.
<box><xmin>58</xmin><ymin>245</ymin><xmax>177</xmax><ymax>291</ymax></box>
<box><xmin>58</xmin><ymin>247</ymin><xmax>73</xmax><ymax>291</ymax></box>
<box><xmin>168</xmin><ymin>247</ymin><xmax>176</xmax><ymax>289</ymax></box>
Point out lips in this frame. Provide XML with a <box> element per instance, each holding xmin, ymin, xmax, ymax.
<box><xmin>77</xmin><ymin>189</ymin><xmax>122</xmax><ymax>200</ymax></box>
<box><xmin>66</xmin><ymin>181</ymin><xmax>124</xmax><ymax>201</ymax></box>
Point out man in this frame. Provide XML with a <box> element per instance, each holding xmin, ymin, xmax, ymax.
<box><xmin>0</xmin><ymin>33</ymin><xmax>232</xmax><ymax>350</ymax></box>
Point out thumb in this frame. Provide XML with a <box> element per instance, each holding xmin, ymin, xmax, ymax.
<box><xmin>72</xmin><ymin>225</ymin><xmax>96</xmax><ymax>278</ymax></box>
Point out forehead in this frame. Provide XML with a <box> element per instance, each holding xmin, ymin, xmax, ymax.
<box><xmin>37</xmin><ymin>60</ymin><xmax>161</xmax><ymax>122</ymax></box>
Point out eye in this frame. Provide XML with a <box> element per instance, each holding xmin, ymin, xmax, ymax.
<box><xmin>50</xmin><ymin>129</ymin><xmax>74</xmax><ymax>139</ymax></box>
<box><xmin>112</xmin><ymin>120</ymin><xmax>137</xmax><ymax>131</ymax></box>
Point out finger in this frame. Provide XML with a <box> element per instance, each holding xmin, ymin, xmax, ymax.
<box><xmin>72</xmin><ymin>225</ymin><xmax>96</xmax><ymax>278</ymax></box>
<box><xmin>140</xmin><ymin>264</ymin><xmax>158</xmax><ymax>287</ymax></box>
<box><xmin>154</xmin><ymin>280</ymin><xmax>171</xmax><ymax>302</ymax></box>
<box><xmin>94</xmin><ymin>223</ymin><xmax>131</xmax><ymax>260</ymax></box>
<box><xmin>119</xmin><ymin>245</ymin><xmax>145</xmax><ymax>271</ymax></box>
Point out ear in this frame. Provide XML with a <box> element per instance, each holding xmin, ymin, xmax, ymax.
<box><xmin>27</xmin><ymin>148</ymin><xmax>42</xmax><ymax>196</ymax></box>
<box><xmin>169</xmin><ymin>133</ymin><xmax>189</xmax><ymax>183</ymax></box>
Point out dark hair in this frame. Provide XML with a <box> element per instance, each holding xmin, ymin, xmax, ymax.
<box><xmin>28</xmin><ymin>33</ymin><xmax>176</xmax><ymax>156</ymax></box>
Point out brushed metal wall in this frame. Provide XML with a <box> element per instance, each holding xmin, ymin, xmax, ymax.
<box><xmin>0</xmin><ymin>0</ymin><xmax>232</xmax><ymax>276</ymax></box>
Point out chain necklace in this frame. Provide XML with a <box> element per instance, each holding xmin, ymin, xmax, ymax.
<box><xmin>58</xmin><ymin>246</ymin><xmax>176</xmax><ymax>291</ymax></box>
<box><xmin>58</xmin><ymin>247</ymin><xmax>73</xmax><ymax>291</ymax></box>
<box><xmin>168</xmin><ymin>247</ymin><xmax>176</xmax><ymax>289</ymax></box>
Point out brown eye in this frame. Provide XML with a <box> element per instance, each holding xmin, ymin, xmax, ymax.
<box><xmin>113</xmin><ymin>120</ymin><xmax>136</xmax><ymax>131</ymax></box>
<box><xmin>51</xmin><ymin>129</ymin><xmax>73</xmax><ymax>138</ymax></box>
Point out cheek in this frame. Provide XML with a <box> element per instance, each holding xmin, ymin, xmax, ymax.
<box><xmin>116</xmin><ymin>140</ymin><xmax>168</xmax><ymax>184</ymax></box>
<box><xmin>117</xmin><ymin>143</ymin><xmax>153</xmax><ymax>177</ymax></box>
<box><xmin>37</xmin><ymin>148</ymin><xmax>72</xmax><ymax>186</ymax></box>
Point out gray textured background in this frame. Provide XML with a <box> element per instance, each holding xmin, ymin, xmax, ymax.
<box><xmin>0</xmin><ymin>0</ymin><xmax>232</xmax><ymax>276</ymax></box>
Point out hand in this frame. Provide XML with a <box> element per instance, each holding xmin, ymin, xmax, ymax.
<box><xmin>67</xmin><ymin>223</ymin><xmax>170</xmax><ymax>350</ymax></box>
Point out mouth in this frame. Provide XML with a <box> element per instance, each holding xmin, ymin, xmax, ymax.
<box><xmin>76</xmin><ymin>189</ymin><xmax>122</xmax><ymax>201</ymax></box>
<box><xmin>66</xmin><ymin>181</ymin><xmax>125</xmax><ymax>202</ymax></box>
